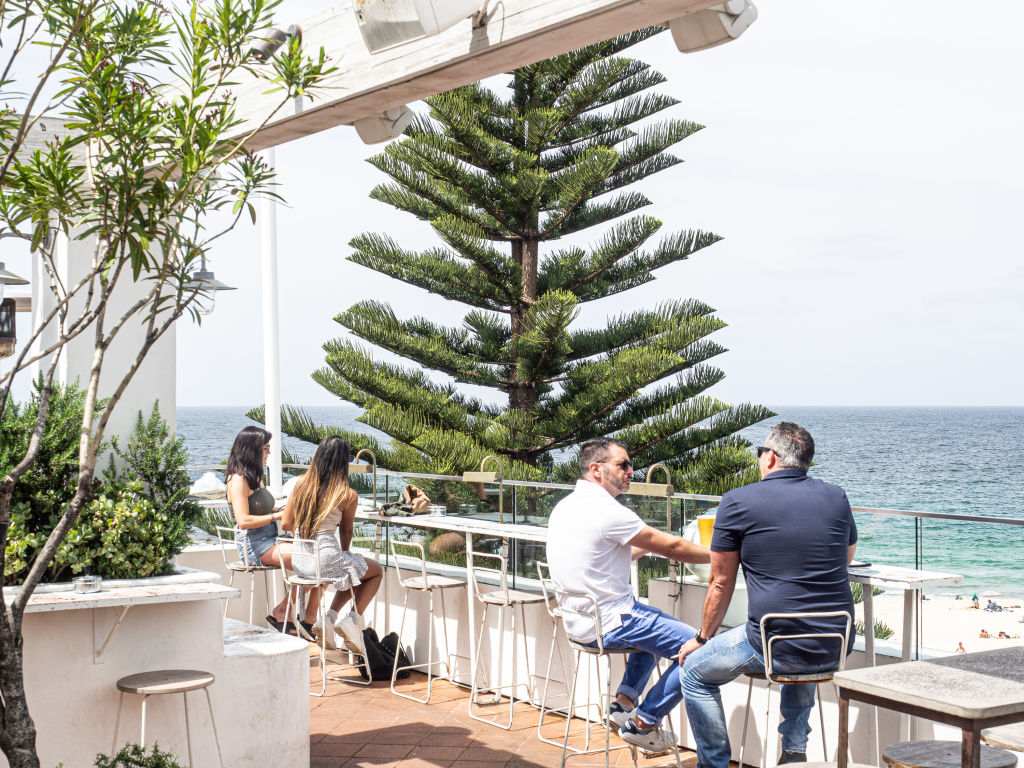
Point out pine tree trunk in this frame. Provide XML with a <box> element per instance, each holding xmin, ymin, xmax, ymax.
<box><xmin>509</xmin><ymin>236</ymin><xmax>539</xmax><ymax>467</ymax></box>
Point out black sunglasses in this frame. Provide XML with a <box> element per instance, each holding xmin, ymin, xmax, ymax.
<box><xmin>756</xmin><ymin>446</ymin><xmax>774</xmax><ymax>458</ymax></box>
<box><xmin>601</xmin><ymin>459</ymin><xmax>633</xmax><ymax>471</ymax></box>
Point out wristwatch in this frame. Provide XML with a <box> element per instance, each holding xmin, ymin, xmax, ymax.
<box><xmin>694</xmin><ymin>630</ymin><xmax>708</xmax><ymax>645</ymax></box>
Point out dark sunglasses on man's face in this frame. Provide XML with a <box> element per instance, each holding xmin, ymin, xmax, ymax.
<box><xmin>602</xmin><ymin>459</ymin><xmax>633</xmax><ymax>471</ymax></box>
<box><xmin>756</xmin><ymin>446</ymin><xmax>774</xmax><ymax>458</ymax></box>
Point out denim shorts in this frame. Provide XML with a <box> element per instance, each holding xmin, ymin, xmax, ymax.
<box><xmin>235</xmin><ymin>523</ymin><xmax>278</xmax><ymax>565</ymax></box>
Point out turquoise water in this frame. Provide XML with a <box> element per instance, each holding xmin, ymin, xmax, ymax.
<box><xmin>178</xmin><ymin>405</ymin><xmax>1024</xmax><ymax>596</ymax></box>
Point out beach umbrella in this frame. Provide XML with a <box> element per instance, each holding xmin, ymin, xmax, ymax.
<box><xmin>981</xmin><ymin>590</ymin><xmax>1001</xmax><ymax>597</ymax></box>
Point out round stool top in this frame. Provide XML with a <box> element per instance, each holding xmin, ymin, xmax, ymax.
<box><xmin>984</xmin><ymin>723</ymin><xmax>1024</xmax><ymax>752</ymax></box>
<box><xmin>883</xmin><ymin>740</ymin><xmax>1017</xmax><ymax>768</ymax></box>
<box><xmin>116</xmin><ymin>669</ymin><xmax>216</xmax><ymax>695</ymax></box>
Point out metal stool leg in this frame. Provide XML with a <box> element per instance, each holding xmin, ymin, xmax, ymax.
<box><xmin>248</xmin><ymin>571</ymin><xmax>258</xmax><ymax>625</ymax></box>
<box><xmin>224</xmin><ymin>572</ymin><xmax>235</xmax><ymax>617</ymax></box>
<box><xmin>740</xmin><ymin>677</ymin><xmax>756</xmax><ymax>768</ymax></box>
<box><xmin>203</xmin><ymin>687</ymin><xmax>225</xmax><ymax>768</ymax></box>
<box><xmin>111</xmin><ymin>691</ymin><xmax>125</xmax><ymax>756</ymax></box>
<box><xmin>538</xmin><ymin>617</ymin><xmax>573</xmax><ymax>747</ymax></box>
<box><xmin>817</xmin><ymin>683</ymin><xmax>827</xmax><ymax>761</ymax></box>
<box><xmin>183</xmin><ymin>690</ymin><xmax>193</xmax><ymax>767</ymax></box>
<box><xmin>140</xmin><ymin>693</ymin><xmax>149</xmax><ymax>746</ymax></box>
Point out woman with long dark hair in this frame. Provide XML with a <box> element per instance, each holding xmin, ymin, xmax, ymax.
<box><xmin>282</xmin><ymin>434</ymin><xmax>382</xmax><ymax>653</ymax></box>
<box><xmin>226</xmin><ymin>425</ymin><xmax>315</xmax><ymax>633</ymax></box>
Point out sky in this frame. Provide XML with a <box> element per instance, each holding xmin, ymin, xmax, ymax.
<box><xmin>8</xmin><ymin>1</ymin><xmax>1021</xmax><ymax>410</ymax></box>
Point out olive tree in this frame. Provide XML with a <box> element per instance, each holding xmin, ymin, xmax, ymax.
<box><xmin>0</xmin><ymin>0</ymin><xmax>330</xmax><ymax>764</ymax></box>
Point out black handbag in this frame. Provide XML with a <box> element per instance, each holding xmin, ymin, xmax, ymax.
<box><xmin>358</xmin><ymin>627</ymin><xmax>412</xmax><ymax>681</ymax></box>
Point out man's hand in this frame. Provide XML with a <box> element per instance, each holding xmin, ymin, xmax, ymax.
<box><xmin>628</xmin><ymin>525</ymin><xmax>710</xmax><ymax>563</ymax></box>
<box><xmin>678</xmin><ymin>637</ymin><xmax>704</xmax><ymax>666</ymax></box>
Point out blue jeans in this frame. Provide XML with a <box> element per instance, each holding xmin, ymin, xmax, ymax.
<box><xmin>590</xmin><ymin>601</ymin><xmax>695</xmax><ymax>727</ymax></box>
<box><xmin>681</xmin><ymin>625</ymin><xmax>832</xmax><ymax>768</ymax></box>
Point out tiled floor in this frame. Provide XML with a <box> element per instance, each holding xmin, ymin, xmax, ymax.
<box><xmin>308</xmin><ymin>655</ymin><xmax>700</xmax><ymax>768</ymax></box>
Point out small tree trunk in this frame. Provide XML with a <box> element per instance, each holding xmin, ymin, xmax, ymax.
<box><xmin>0</xmin><ymin>621</ymin><xmax>41</xmax><ymax>768</ymax></box>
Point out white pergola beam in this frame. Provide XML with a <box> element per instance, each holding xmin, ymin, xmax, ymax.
<box><xmin>233</xmin><ymin>0</ymin><xmax>717</xmax><ymax>151</ymax></box>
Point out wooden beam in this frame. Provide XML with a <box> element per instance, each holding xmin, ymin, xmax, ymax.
<box><xmin>232</xmin><ymin>0</ymin><xmax>716</xmax><ymax>151</ymax></box>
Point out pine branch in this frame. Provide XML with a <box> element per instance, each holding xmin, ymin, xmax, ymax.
<box><xmin>338</xmin><ymin>300</ymin><xmax>503</xmax><ymax>386</ymax></box>
<box><xmin>348</xmin><ymin>232</ymin><xmax>512</xmax><ymax>312</ymax></box>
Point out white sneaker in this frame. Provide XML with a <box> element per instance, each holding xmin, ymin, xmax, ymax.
<box><xmin>311</xmin><ymin>619</ymin><xmax>337</xmax><ymax>650</ymax></box>
<box><xmin>619</xmin><ymin>718</ymin><xmax>675</xmax><ymax>755</ymax></box>
<box><xmin>335</xmin><ymin>611</ymin><xmax>365</xmax><ymax>655</ymax></box>
<box><xmin>608</xmin><ymin>701</ymin><xmax>634</xmax><ymax>730</ymax></box>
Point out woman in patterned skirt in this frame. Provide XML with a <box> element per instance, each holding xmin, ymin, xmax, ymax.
<box><xmin>283</xmin><ymin>435</ymin><xmax>383</xmax><ymax>652</ymax></box>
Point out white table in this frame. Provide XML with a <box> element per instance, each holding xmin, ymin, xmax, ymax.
<box><xmin>847</xmin><ymin>563</ymin><xmax>963</xmax><ymax>753</ymax></box>
<box><xmin>356</xmin><ymin>510</ymin><xmax>548</xmax><ymax>686</ymax></box>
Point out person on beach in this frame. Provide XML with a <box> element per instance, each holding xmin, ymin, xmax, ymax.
<box><xmin>972</xmin><ymin>593</ymin><xmax>980</xmax><ymax>609</ymax></box>
<box><xmin>283</xmin><ymin>435</ymin><xmax>383</xmax><ymax>654</ymax></box>
<box><xmin>225</xmin><ymin>426</ymin><xmax>313</xmax><ymax>634</ymax></box>
<box><xmin>956</xmin><ymin>642</ymin><xmax>966</xmax><ymax>653</ymax></box>
<box><xmin>979</xmin><ymin>629</ymin><xmax>990</xmax><ymax>638</ymax></box>
<box><xmin>679</xmin><ymin>422</ymin><xmax>857</xmax><ymax>768</ymax></box>
<box><xmin>547</xmin><ymin>437</ymin><xmax>711</xmax><ymax>754</ymax></box>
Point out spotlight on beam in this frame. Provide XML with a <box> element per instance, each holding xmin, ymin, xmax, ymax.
<box><xmin>354</xmin><ymin>0</ymin><xmax>484</xmax><ymax>54</ymax></box>
<box><xmin>250</xmin><ymin>24</ymin><xmax>302</xmax><ymax>62</ymax></box>
<box><xmin>669</xmin><ymin>0</ymin><xmax>757</xmax><ymax>53</ymax></box>
<box><xmin>353</xmin><ymin>106</ymin><xmax>415</xmax><ymax>144</ymax></box>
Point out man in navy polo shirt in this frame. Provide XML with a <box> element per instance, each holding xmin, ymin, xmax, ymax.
<box><xmin>678</xmin><ymin>422</ymin><xmax>856</xmax><ymax>768</ymax></box>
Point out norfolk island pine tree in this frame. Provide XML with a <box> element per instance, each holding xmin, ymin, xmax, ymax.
<box><xmin>260</xmin><ymin>28</ymin><xmax>773</xmax><ymax>494</ymax></box>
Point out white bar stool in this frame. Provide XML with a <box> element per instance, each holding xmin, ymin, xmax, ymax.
<box><xmin>538</xmin><ymin>570</ymin><xmax>682</xmax><ymax>768</ymax></box>
<box><xmin>216</xmin><ymin>526</ymin><xmax>278</xmax><ymax>624</ymax></box>
<box><xmin>739</xmin><ymin>611</ymin><xmax>852</xmax><ymax>768</ymax></box>
<box><xmin>536</xmin><ymin>562</ymin><xmax>576</xmax><ymax>749</ymax></box>
<box><xmin>468</xmin><ymin>547</ymin><xmax>546</xmax><ymax>729</ymax></box>
<box><xmin>389</xmin><ymin>537</ymin><xmax>465</xmax><ymax>704</ymax></box>
<box><xmin>278</xmin><ymin>536</ymin><xmax>370</xmax><ymax>696</ymax></box>
<box><xmin>110</xmin><ymin>669</ymin><xmax>223</xmax><ymax>768</ymax></box>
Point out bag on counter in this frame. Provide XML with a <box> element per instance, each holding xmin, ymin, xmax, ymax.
<box><xmin>358</xmin><ymin>627</ymin><xmax>412</xmax><ymax>681</ymax></box>
<box><xmin>381</xmin><ymin>484</ymin><xmax>432</xmax><ymax>516</ymax></box>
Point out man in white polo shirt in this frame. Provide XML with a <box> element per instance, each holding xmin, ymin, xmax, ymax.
<box><xmin>548</xmin><ymin>437</ymin><xmax>710</xmax><ymax>754</ymax></box>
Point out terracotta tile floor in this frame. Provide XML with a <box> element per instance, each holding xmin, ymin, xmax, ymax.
<box><xmin>308</xmin><ymin>655</ymin><xmax>700</xmax><ymax>768</ymax></box>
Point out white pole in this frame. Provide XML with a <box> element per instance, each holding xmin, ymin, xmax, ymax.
<box><xmin>260</xmin><ymin>147</ymin><xmax>283</xmax><ymax>498</ymax></box>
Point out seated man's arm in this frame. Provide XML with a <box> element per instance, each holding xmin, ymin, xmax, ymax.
<box><xmin>678</xmin><ymin>550</ymin><xmax>740</xmax><ymax>663</ymax></box>
<box><xmin>848</xmin><ymin>543</ymin><xmax>857</xmax><ymax>565</ymax></box>
<box><xmin>628</xmin><ymin>525</ymin><xmax>710</xmax><ymax>563</ymax></box>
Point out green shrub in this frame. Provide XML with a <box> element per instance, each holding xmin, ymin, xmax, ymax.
<box><xmin>855</xmin><ymin>618</ymin><xmax>895</xmax><ymax>640</ymax></box>
<box><xmin>3</xmin><ymin>393</ymin><xmax>199</xmax><ymax>583</ymax></box>
<box><xmin>2</xmin><ymin>380</ymin><xmax>102</xmax><ymax>583</ymax></box>
<box><xmin>95</xmin><ymin>743</ymin><xmax>183</xmax><ymax>767</ymax></box>
<box><xmin>850</xmin><ymin>582</ymin><xmax>883</xmax><ymax>605</ymax></box>
<box><xmin>104</xmin><ymin>402</ymin><xmax>201</xmax><ymax>529</ymax></box>
<box><xmin>66</xmin><ymin>483</ymin><xmax>189</xmax><ymax>579</ymax></box>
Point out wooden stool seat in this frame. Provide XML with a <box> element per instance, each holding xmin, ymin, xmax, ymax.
<box><xmin>883</xmin><ymin>740</ymin><xmax>1017</xmax><ymax>768</ymax></box>
<box><xmin>111</xmin><ymin>668</ymin><xmax>223</xmax><ymax>767</ymax></box>
<box><xmin>116</xmin><ymin>669</ymin><xmax>215</xmax><ymax>696</ymax></box>
<box><xmin>983</xmin><ymin>723</ymin><xmax>1024</xmax><ymax>752</ymax></box>
<box><xmin>226</xmin><ymin>560</ymin><xmax>277</xmax><ymax>573</ymax></box>
<box><xmin>745</xmin><ymin>669</ymin><xmax>839</xmax><ymax>684</ymax></box>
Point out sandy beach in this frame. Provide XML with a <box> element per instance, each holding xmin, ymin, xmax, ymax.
<box><xmin>858</xmin><ymin>593</ymin><xmax>1024</xmax><ymax>655</ymax></box>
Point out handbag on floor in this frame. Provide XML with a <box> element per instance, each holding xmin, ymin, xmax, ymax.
<box><xmin>358</xmin><ymin>627</ymin><xmax>412</xmax><ymax>682</ymax></box>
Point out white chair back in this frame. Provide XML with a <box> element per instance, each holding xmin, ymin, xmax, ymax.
<box><xmin>469</xmin><ymin>551</ymin><xmax>511</xmax><ymax>603</ymax></box>
<box><xmin>389</xmin><ymin>537</ymin><xmax>430</xmax><ymax>586</ymax></box>
<box><xmin>216</xmin><ymin>525</ymin><xmax>258</xmax><ymax>568</ymax></box>
<box><xmin>758</xmin><ymin>610</ymin><xmax>852</xmax><ymax>684</ymax></box>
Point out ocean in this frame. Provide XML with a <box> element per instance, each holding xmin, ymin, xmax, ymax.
<box><xmin>177</xmin><ymin>405</ymin><xmax>1024</xmax><ymax>596</ymax></box>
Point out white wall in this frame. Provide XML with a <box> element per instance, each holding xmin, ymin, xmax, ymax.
<box><xmin>31</xmin><ymin>230</ymin><xmax>176</xmax><ymax>439</ymax></box>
